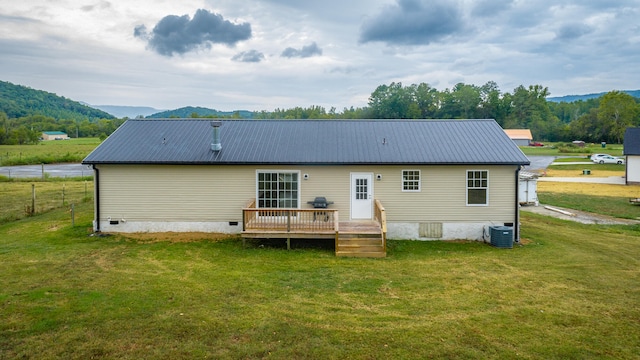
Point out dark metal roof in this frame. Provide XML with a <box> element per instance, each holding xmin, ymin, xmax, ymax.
<box><xmin>82</xmin><ymin>119</ymin><xmax>530</xmax><ymax>165</ymax></box>
<box><xmin>624</xmin><ymin>127</ymin><xmax>640</xmax><ymax>155</ymax></box>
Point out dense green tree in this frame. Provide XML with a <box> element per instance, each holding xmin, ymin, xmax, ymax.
<box><xmin>339</xmin><ymin>106</ymin><xmax>371</xmax><ymax>119</ymax></box>
<box><xmin>569</xmin><ymin>108</ymin><xmax>599</xmax><ymax>142</ymax></box>
<box><xmin>444</xmin><ymin>83</ymin><xmax>482</xmax><ymax>119</ymax></box>
<box><xmin>410</xmin><ymin>83</ymin><xmax>439</xmax><ymax>118</ymax></box>
<box><xmin>368</xmin><ymin>82</ymin><xmax>415</xmax><ymax>118</ymax></box>
<box><xmin>477</xmin><ymin>81</ymin><xmax>508</xmax><ymax>124</ymax></box>
<box><xmin>596</xmin><ymin>91</ymin><xmax>640</xmax><ymax>143</ymax></box>
<box><xmin>0</xmin><ymin>111</ymin><xmax>8</xmax><ymax>144</ymax></box>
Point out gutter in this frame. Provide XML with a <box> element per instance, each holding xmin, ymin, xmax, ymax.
<box><xmin>92</xmin><ymin>165</ymin><xmax>101</xmax><ymax>233</ymax></box>
<box><xmin>83</xmin><ymin>161</ymin><xmax>531</xmax><ymax>166</ymax></box>
<box><xmin>514</xmin><ymin>165</ymin><xmax>520</xmax><ymax>243</ymax></box>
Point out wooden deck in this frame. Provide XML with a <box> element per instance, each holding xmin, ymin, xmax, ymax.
<box><xmin>242</xmin><ymin>200</ymin><xmax>387</xmax><ymax>257</ymax></box>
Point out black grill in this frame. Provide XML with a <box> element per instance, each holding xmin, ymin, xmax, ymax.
<box><xmin>307</xmin><ymin>197</ymin><xmax>334</xmax><ymax>208</ymax></box>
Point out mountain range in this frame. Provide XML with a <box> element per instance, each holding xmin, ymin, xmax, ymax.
<box><xmin>88</xmin><ymin>103</ymin><xmax>253</xmax><ymax>119</ymax></box>
<box><xmin>145</xmin><ymin>106</ymin><xmax>254</xmax><ymax>119</ymax></box>
<box><xmin>546</xmin><ymin>90</ymin><xmax>640</xmax><ymax>103</ymax></box>
<box><xmin>2</xmin><ymin>79</ymin><xmax>639</xmax><ymax>120</ymax></box>
<box><xmin>88</xmin><ymin>105</ymin><xmax>163</xmax><ymax>119</ymax></box>
<box><xmin>0</xmin><ymin>80</ymin><xmax>114</xmax><ymax>120</ymax></box>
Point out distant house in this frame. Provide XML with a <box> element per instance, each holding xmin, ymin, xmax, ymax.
<box><xmin>623</xmin><ymin>127</ymin><xmax>640</xmax><ymax>185</ymax></box>
<box><xmin>83</xmin><ymin>119</ymin><xmax>530</xmax><ymax>256</ymax></box>
<box><xmin>504</xmin><ymin>129</ymin><xmax>533</xmax><ymax>146</ymax></box>
<box><xmin>41</xmin><ymin>131</ymin><xmax>69</xmax><ymax>140</ymax></box>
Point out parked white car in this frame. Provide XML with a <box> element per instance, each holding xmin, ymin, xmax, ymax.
<box><xmin>590</xmin><ymin>153</ymin><xmax>609</xmax><ymax>161</ymax></box>
<box><xmin>592</xmin><ymin>155</ymin><xmax>624</xmax><ymax>164</ymax></box>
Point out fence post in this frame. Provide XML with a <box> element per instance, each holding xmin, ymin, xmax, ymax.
<box><xmin>31</xmin><ymin>184</ymin><xmax>35</xmax><ymax>216</ymax></box>
<box><xmin>62</xmin><ymin>183</ymin><xmax>65</xmax><ymax>206</ymax></box>
<box><xmin>71</xmin><ymin>204</ymin><xmax>75</xmax><ymax>227</ymax></box>
<box><xmin>41</xmin><ymin>164</ymin><xmax>44</xmax><ymax>180</ymax></box>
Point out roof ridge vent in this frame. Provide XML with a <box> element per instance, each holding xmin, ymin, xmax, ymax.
<box><xmin>210</xmin><ymin>121</ymin><xmax>222</xmax><ymax>151</ymax></box>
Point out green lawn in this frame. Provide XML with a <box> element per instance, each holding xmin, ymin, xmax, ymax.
<box><xmin>0</xmin><ymin>180</ymin><xmax>93</xmax><ymax>224</ymax></box>
<box><xmin>0</xmin><ymin>138</ymin><xmax>101</xmax><ymax>166</ymax></box>
<box><xmin>551</xmin><ymin>157</ymin><xmax>591</xmax><ymax>162</ymax></box>
<box><xmin>538</xmin><ymin>192</ymin><xmax>640</xmax><ymax>219</ymax></box>
<box><xmin>548</xmin><ymin>163</ymin><xmax>626</xmax><ymax>171</ymax></box>
<box><xmin>1</xmin><ymin>202</ymin><xmax>638</xmax><ymax>359</ymax></box>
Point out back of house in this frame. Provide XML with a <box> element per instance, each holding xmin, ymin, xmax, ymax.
<box><xmin>83</xmin><ymin>119</ymin><xmax>530</xmax><ymax>244</ymax></box>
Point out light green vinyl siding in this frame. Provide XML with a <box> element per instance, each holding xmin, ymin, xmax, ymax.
<box><xmin>373</xmin><ymin>165</ymin><xmax>517</xmax><ymax>222</ymax></box>
<box><xmin>97</xmin><ymin>164</ymin><xmax>517</xmax><ymax>223</ymax></box>
<box><xmin>98</xmin><ymin>165</ymin><xmax>254</xmax><ymax>222</ymax></box>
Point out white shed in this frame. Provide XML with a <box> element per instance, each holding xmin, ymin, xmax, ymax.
<box><xmin>518</xmin><ymin>171</ymin><xmax>539</xmax><ymax>206</ymax></box>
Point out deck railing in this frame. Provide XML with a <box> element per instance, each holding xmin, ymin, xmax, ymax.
<box><xmin>374</xmin><ymin>199</ymin><xmax>387</xmax><ymax>251</ymax></box>
<box><xmin>243</xmin><ymin>200</ymin><xmax>339</xmax><ymax>233</ymax></box>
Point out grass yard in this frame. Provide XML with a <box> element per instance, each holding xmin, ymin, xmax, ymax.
<box><xmin>0</xmin><ymin>138</ymin><xmax>101</xmax><ymax>166</ymax></box>
<box><xmin>537</xmin><ymin>182</ymin><xmax>640</xmax><ymax>220</ymax></box>
<box><xmin>544</xmin><ymin>166</ymin><xmax>625</xmax><ymax>177</ymax></box>
<box><xmin>551</xmin><ymin>157</ymin><xmax>591</xmax><ymax>162</ymax></box>
<box><xmin>0</xmin><ymin>180</ymin><xmax>93</xmax><ymax>224</ymax></box>
<box><xmin>1</xmin><ymin>201</ymin><xmax>639</xmax><ymax>359</ymax></box>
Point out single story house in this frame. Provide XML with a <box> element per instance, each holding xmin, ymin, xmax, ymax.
<box><xmin>624</xmin><ymin>127</ymin><xmax>640</xmax><ymax>185</ymax></box>
<box><xmin>82</xmin><ymin>119</ymin><xmax>530</xmax><ymax>256</ymax></box>
<box><xmin>504</xmin><ymin>129</ymin><xmax>533</xmax><ymax>146</ymax></box>
<box><xmin>42</xmin><ymin>131</ymin><xmax>69</xmax><ymax>140</ymax></box>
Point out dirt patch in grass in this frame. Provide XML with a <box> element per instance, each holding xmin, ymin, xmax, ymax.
<box><xmin>116</xmin><ymin>232</ymin><xmax>237</xmax><ymax>243</ymax></box>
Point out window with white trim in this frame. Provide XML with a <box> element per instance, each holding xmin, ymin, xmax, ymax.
<box><xmin>257</xmin><ymin>171</ymin><xmax>299</xmax><ymax>208</ymax></box>
<box><xmin>467</xmin><ymin>170</ymin><xmax>488</xmax><ymax>205</ymax></box>
<box><xmin>402</xmin><ymin>170</ymin><xmax>421</xmax><ymax>191</ymax></box>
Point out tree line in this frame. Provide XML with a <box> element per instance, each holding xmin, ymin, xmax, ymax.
<box><xmin>253</xmin><ymin>82</ymin><xmax>640</xmax><ymax>144</ymax></box>
<box><xmin>1</xmin><ymin>79</ymin><xmax>639</xmax><ymax>145</ymax></box>
<box><xmin>0</xmin><ymin>113</ymin><xmax>124</xmax><ymax>145</ymax></box>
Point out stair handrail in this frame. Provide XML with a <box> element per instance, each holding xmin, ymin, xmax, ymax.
<box><xmin>374</xmin><ymin>199</ymin><xmax>387</xmax><ymax>251</ymax></box>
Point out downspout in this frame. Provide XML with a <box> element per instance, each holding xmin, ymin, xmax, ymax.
<box><xmin>514</xmin><ymin>165</ymin><xmax>521</xmax><ymax>243</ymax></box>
<box><xmin>93</xmin><ymin>165</ymin><xmax>100</xmax><ymax>233</ymax></box>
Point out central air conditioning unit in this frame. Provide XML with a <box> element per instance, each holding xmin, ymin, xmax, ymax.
<box><xmin>489</xmin><ymin>226</ymin><xmax>514</xmax><ymax>248</ymax></box>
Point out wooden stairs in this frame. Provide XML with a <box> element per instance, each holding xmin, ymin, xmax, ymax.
<box><xmin>335</xmin><ymin>222</ymin><xmax>386</xmax><ymax>258</ymax></box>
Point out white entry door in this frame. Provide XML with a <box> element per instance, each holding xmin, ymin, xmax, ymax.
<box><xmin>350</xmin><ymin>173</ymin><xmax>373</xmax><ymax>220</ymax></box>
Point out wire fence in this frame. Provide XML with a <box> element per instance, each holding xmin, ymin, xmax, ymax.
<box><xmin>0</xmin><ymin>181</ymin><xmax>93</xmax><ymax>224</ymax></box>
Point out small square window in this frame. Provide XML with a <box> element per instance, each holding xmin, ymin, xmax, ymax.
<box><xmin>402</xmin><ymin>170</ymin><xmax>421</xmax><ymax>192</ymax></box>
<box><xmin>467</xmin><ymin>170</ymin><xmax>488</xmax><ymax>205</ymax></box>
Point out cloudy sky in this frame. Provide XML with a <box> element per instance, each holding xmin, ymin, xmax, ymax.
<box><xmin>1</xmin><ymin>0</ymin><xmax>639</xmax><ymax>111</ymax></box>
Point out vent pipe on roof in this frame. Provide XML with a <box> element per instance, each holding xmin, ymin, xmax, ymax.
<box><xmin>210</xmin><ymin>121</ymin><xmax>222</xmax><ymax>151</ymax></box>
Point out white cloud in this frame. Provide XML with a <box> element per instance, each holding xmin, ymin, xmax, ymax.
<box><xmin>0</xmin><ymin>0</ymin><xmax>639</xmax><ymax>111</ymax></box>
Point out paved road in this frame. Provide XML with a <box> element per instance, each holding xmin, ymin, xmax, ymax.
<box><xmin>525</xmin><ymin>156</ymin><xmax>556</xmax><ymax>171</ymax></box>
<box><xmin>0</xmin><ymin>163</ymin><xmax>93</xmax><ymax>178</ymax></box>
